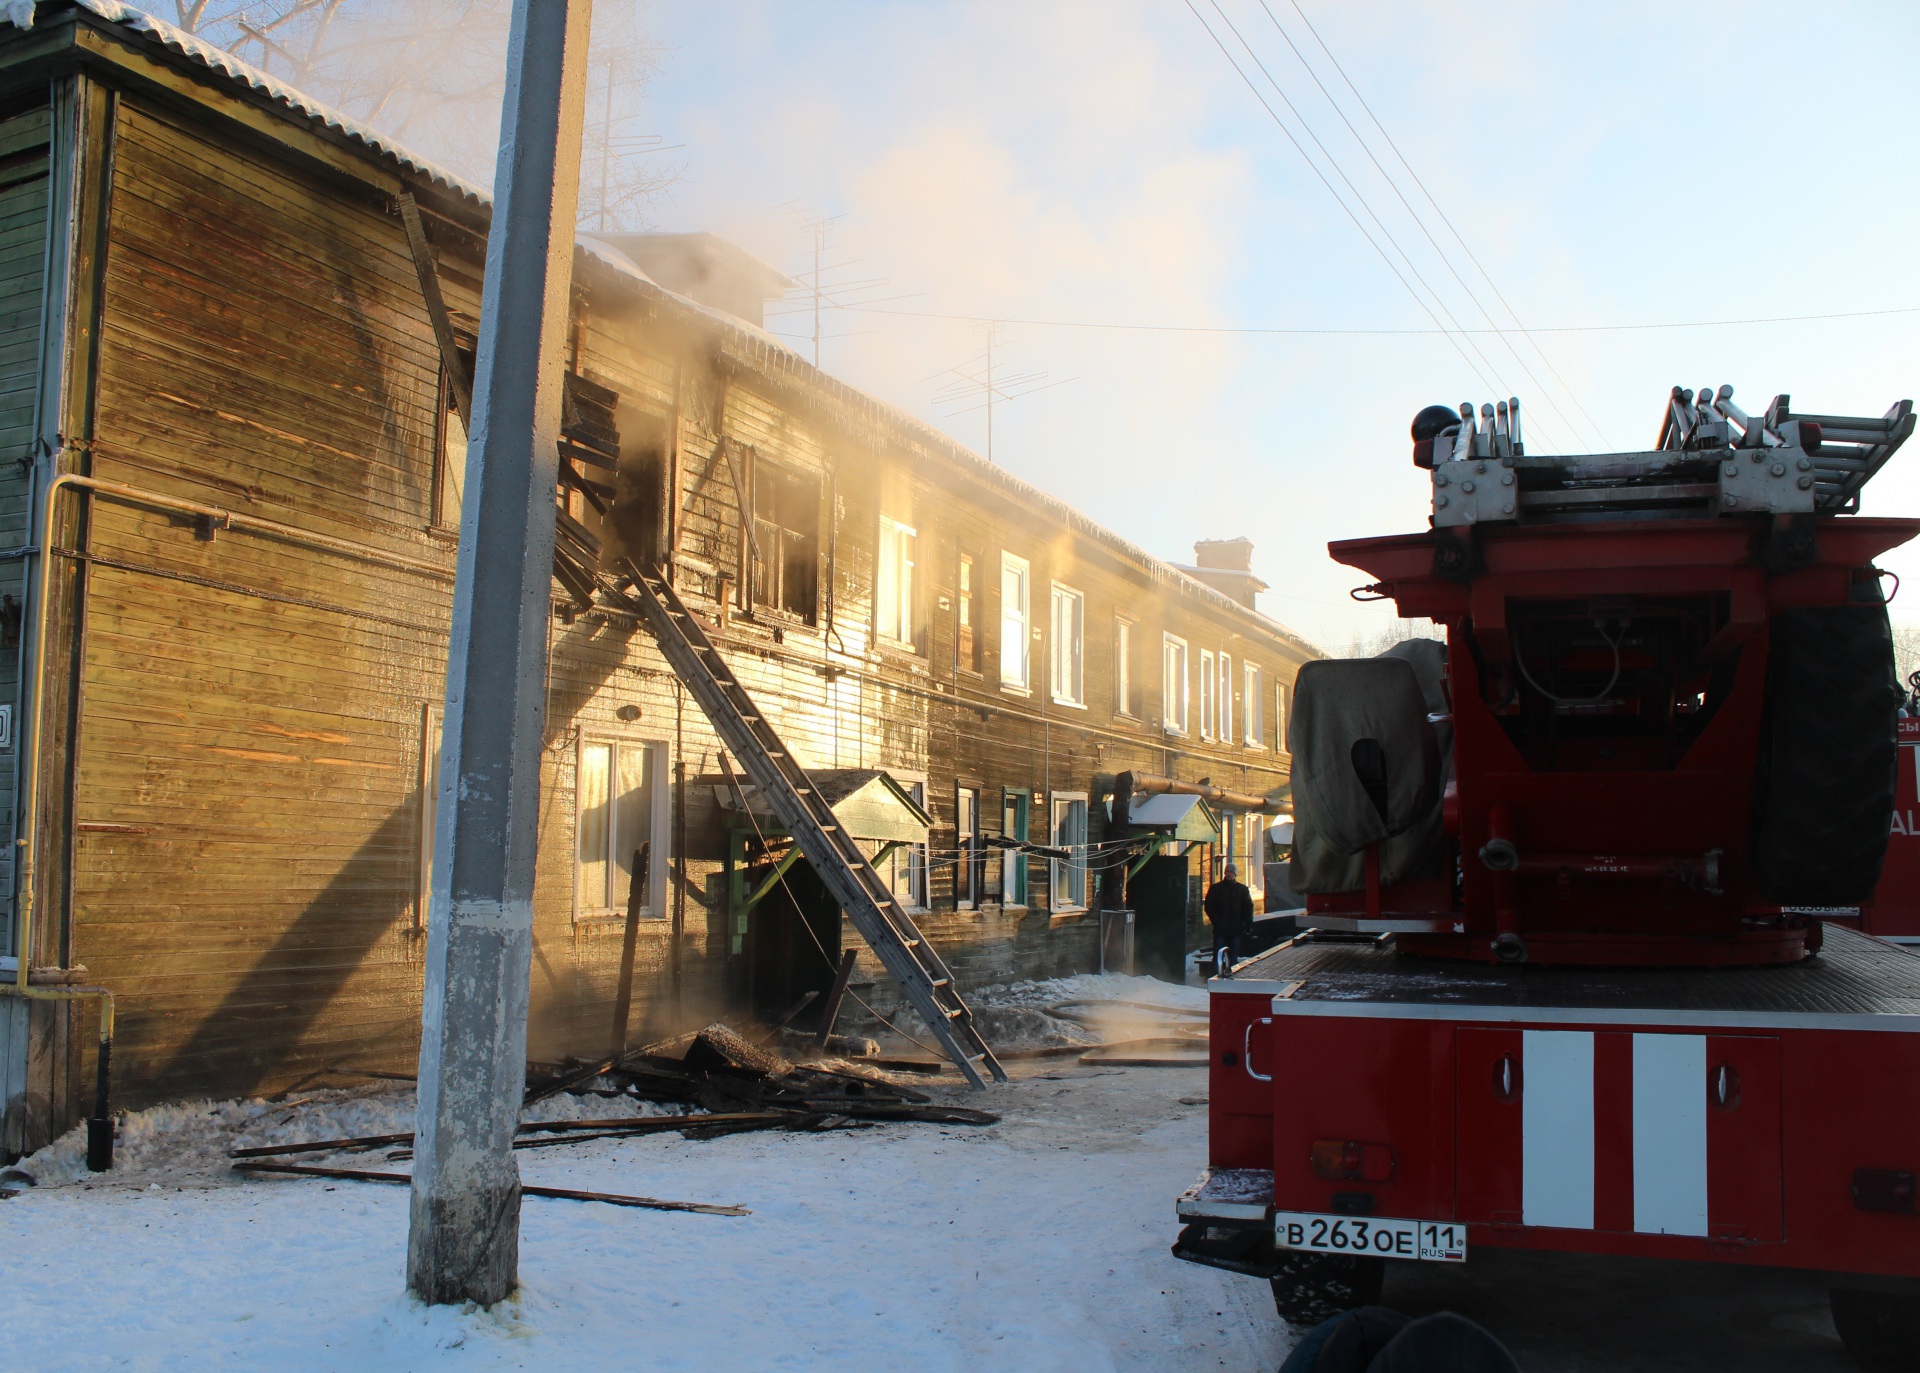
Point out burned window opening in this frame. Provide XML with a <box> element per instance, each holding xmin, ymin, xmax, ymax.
<box><xmin>749</xmin><ymin>459</ymin><xmax>821</xmax><ymax>623</ymax></box>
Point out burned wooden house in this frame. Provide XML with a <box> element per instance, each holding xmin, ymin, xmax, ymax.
<box><xmin>0</xmin><ymin>2</ymin><xmax>1315</xmax><ymax>1153</ymax></box>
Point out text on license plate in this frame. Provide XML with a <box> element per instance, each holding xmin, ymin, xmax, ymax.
<box><xmin>1274</xmin><ymin>1212</ymin><xmax>1466</xmax><ymax>1262</ymax></box>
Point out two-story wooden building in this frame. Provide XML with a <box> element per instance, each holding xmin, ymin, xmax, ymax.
<box><xmin>0</xmin><ymin>1</ymin><xmax>1315</xmax><ymax>1153</ymax></box>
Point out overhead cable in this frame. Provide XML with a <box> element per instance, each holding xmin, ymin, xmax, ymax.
<box><xmin>1280</xmin><ymin>0</ymin><xmax>1618</xmax><ymax>449</ymax></box>
<box><xmin>1252</xmin><ymin>0</ymin><xmax>1603</xmax><ymax>451</ymax></box>
<box><xmin>1179</xmin><ymin>0</ymin><xmax>1517</xmax><ymax>420</ymax></box>
<box><xmin>1196</xmin><ymin>0</ymin><xmax>1576</xmax><ymax>450</ymax></box>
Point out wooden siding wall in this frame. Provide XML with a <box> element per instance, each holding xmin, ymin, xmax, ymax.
<box><xmin>50</xmin><ymin>89</ymin><xmax>1308</xmax><ymax>1109</ymax></box>
<box><xmin>0</xmin><ymin>104</ymin><xmax>50</xmax><ymax>949</ymax></box>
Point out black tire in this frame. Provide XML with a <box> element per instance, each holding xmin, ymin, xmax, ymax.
<box><xmin>1830</xmin><ymin>1287</ymin><xmax>1920</xmax><ymax>1372</ymax></box>
<box><xmin>1752</xmin><ymin>606</ymin><xmax>1902</xmax><ymax>905</ymax></box>
<box><xmin>1268</xmin><ymin>1252</ymin><xmax>1386</xmax><ymax>1327</ymax></box>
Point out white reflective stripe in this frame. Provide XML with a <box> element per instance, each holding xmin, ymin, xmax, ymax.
<box><xmin>1632</xmin><ymin>1033</ymin><xmax>1708</xmax><ymax>1236</ymax></box>
<box><xmin>1522</xmin><ymin>1029</ymin><xmax>1595</xmax><ymax>1229</ymax></box>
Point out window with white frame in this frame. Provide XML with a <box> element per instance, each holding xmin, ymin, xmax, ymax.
<box><xmin>1002</xmin><ymin>789</ymin><xmax>1031</xmax><ymax>905</ymax></box>
<box><xmin>1243</xmin><ymin>812</ymin><xmax>1267</xmax><ymax>899</ymax></box>
<box><xmin>879</xmin><ymin>778</ymin><xmax>929</xmax><ymax>908</ymax></box>
<box><xmin>1199</xmin><ymin>649</ymin><xmax>1216</xmax><ymax>740</ymax></box>
<box><xmin>956</xmin><ymin>785</ymin><xmax>983</xmax><ymax>909</ymax></box>
<box><xmin>1050</xmin><ymin>793</ymin><xmax>1089</xmax><ymax>911</ymax></box>
<box><xmin>418</xmin><ymin>703</ymin><xmax>445</xmax><ymax>931</ymax></box>
<box><xmin>1114</xmin><ymin>617</ymin><xmax>1136</xmax><ymax>717</ymax></box>
<box><xmin>1000</xmin><ymin>552</ymin><xmax>1030</xmax><ymax>691</ymax></box>
<box><xmin>876</xmin><ymin>515</ymin><xmax>918</xmax><ymax>648</ymax></box>
<box><xmin>1276</xmin><ymin>679</ymin><xmax>1292</xmax><ymax>753</ymax></box>
<box><xmin>576</xmin><ymin>736</ymin><xmax>666</xmax><ymax>917</ymax></box>
<box><xmin>1050</xmin><ymin>583</ymin><xmax>1085</xmax><ymax>706</ymax></box>
<box><xmin>1162</xmin><ymin>634</ymin><xmax>1189</xmax><ymax>733</ymax></box>
<box><xmin>1244</xmin><ymin>662</ymin><xmax>1263</xmax><ymax>746</ymax></box>
<box><xmin>1219</xmin><ymin>652</ymin><xmax>1234</xmax><ymax>745</ymax></box>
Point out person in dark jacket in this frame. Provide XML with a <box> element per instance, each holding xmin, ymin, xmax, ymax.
<box><xmin>1204</xmin><ymin>864</ymin><xmax>1255</xmax><ymax>975</ymax></box>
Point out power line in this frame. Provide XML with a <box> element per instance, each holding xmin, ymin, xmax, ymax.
<box><xmin>1251</xmin><ymin>0</ymin><xmax>1604</xmax><ymax>451</ymax></box>
<box><xmin>1281</xmin><ymin>0</ymin><xmax>1618</xmax><ymax>448</ymax></box>
<box><xmin>1181</xmin><ymin>0</ymin><xmax>1529</xmax><ymax>435</ymax></box>
<box><xmin>1199</xmin><ymin>0</ymin><xmax>1564</xmax><ymax>446</ymax></box>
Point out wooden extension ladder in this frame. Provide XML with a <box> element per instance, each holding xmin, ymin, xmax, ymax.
<box><xmin>610</xmin><ymin>562</ymin><xmax>1007</xmax><ymax>1089</ymax></box>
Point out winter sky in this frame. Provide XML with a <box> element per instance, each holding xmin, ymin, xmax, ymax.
<box><xmin>627</xmin><ymin>0</ymin><xmax>1920</xmax><ymax>650</ymax></box>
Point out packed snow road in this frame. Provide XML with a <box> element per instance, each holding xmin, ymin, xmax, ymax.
<box><xmin>0</xmin><ymin>969</ymin><xmax>1863</xmax><ymax>1372</ymax></box>
<box><xmin>2</xmin><ymin>976</ymin><xmax>1282</xmax><ymax>1372</ymax></box>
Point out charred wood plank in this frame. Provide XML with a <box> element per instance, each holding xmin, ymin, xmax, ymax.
<box><xmin>230</xmin><ymin>1160</ymin><xmax>749</xmax><ymax>1215</ymax></box>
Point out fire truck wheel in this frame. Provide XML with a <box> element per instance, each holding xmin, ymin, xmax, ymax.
<box><xmin>1829</xmin><ymin>1286</ymin><xmax>1920</xmax><ymax>1371</ymax></box>
<box><xmin>1752</xmin><ymin>605</ymin><xmax>1902</xmax><ymax>905</ymax></box>
<box><xmin>1267</xmin><ymin>1252</ymin><xmax>1386</xmax><ymax>1327</ymax></box>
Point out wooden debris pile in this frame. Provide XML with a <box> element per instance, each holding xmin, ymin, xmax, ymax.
<box><xmin>524</xmin><ymin>1023</ymin><xmax>1000</xmax><ymax>1133</ymax></box>
<box><xmin>228</xmin><ymin>1024</ymin><xmax>998</xmax><ymax>1199</ymax></box>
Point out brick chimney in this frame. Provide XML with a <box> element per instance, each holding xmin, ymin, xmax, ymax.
<box><xmin>1178</xmin><ymin>537</ymin><xmax>1267</xmax><ymax>610</ymax></box>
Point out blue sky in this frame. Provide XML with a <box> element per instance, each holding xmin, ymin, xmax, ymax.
<box><xmin>621</xmin><ymin>0</ymin><xmax>1920</xmax><ymax>649</ymax></box>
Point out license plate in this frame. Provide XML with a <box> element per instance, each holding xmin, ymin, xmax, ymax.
<box><xmin>1274</xmin><ymin>1212</ymin><xmax>1467</xmax><ymax>1263</ymax></box>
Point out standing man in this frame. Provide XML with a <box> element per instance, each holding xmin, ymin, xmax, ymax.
<box><xmin>1205</xmin><ymin>863</ymin><xmax>1255</xmax><ymax>977</ymax></box>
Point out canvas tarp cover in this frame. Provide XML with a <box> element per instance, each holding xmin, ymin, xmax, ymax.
<box><xmin>1289</xmin><ymin>641</ymin><xmax>1450</xmax><ymax>893</ymax></box>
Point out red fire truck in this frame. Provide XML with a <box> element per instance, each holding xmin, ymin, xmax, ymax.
<box><xmin>1172</xmin><ymin>388</ymin><xmax>1920</xmax><ymax>1370</ymax></box>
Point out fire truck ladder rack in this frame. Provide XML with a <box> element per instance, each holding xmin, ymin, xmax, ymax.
<box><xmin>1427</xmin><ymin>386</ymin><xmax>1915</xmax><ymax>527</ymax></box>
<box><xmin>609</xmin><ymin>561</ymin><xmax>1007</xmax><ymax>1089</ymax></box>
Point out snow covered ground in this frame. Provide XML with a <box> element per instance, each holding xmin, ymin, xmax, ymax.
<box><xmin>3</xmin><ymin>975</ymin><xmax>1287</xmax><ymax>1372</ymax></box>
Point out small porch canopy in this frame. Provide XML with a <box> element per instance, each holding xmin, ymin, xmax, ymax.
<box><xmin>713</xmin><ymin>768</ymin><xmax>932</xmax><ymax>844</ymax></box>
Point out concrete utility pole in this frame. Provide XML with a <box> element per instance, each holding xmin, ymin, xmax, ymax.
<box><xmin>406</xmin><ymin>0</ymin><xmax>593</xmax><ymax>1308</ymax></box>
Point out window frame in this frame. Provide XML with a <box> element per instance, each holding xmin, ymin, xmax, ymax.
<box><xmin>878</xmin><ymin>772</ymin><xmax>930</xmax><ymax>911</ymax></box>
<box><xmin>1049</xmin><ymin>581</ymin><xmax>1086</xmax><ymax>707</ymax></box>
<box><xmin>1162</xmin><ymin>633</ymin><xmax>1190</xmax><ymax>734</ymax></box>
<box><xmin>1049</xmin><ymin>791</ymin><xmax>1090</xmax><ymax>914</ymax></box>
<box><xmin>1244</xmin><ymin>661</ymin><xmax>1263</xmax><ymax>747</ymax></box>
<box><xmin>1113</xmin><ymin>615</ymin><xmax>1136</xmax><ymax>719</ymax></box>
<box><xmin>749</xmin><ymin>458</ymin><xmax>822</xmax><ymax>624</ymax></box>
<box><xmin>1219</xmin><ymin>651</ymin><xmax>1233</xmax><ymax>746</ymax></box>
<box><xmin>573</xmin><ymin>731</ymin><xmax>670</xmax><ymax>922</ymax></box>
<box><xmin>1243</xmin><ymin>810</ymin><xmax>1267</xmax><ymax>900</ymax></box>
<box><xmin>999</xmin><ymin>551</ymin><xmax>1031</xmax><ymax>693</ymax></box>
<box><xmin>956</xmin><ymin>550</ymin><xmax>982</xmax><ymax>676</ymax></box>
<box><xmin>956</xmin><ymin>782</ymin><xmax>983</xmax><ymax>910</ymax></box>
<box><xmin>1002</xmin><ymin>787</ymin><xmax>1032</xmax><ymax>906</ymax></box>
<box><xmin>418</xmin><ymin>702</ymin><xmax>445</xmax><ymax>934</ymax></box>
<box><xmin>875</xmin><ymin>514</ymin><xmax>919</xmax><ymax>649</ymax></box>
<box><xmin>432</xmin><ymin>366</ymin><xmax>469</xmax><ymax>532</ymax></box>
<box><xmin>1199</xmin><ymin>648</ymin><xmax>1216</xmax><ymax>741</ymax></box>
<box><xmin>1277</xmin><ymin>679</ymin><xmax>1292</xmax><ymax>754</ymax></box>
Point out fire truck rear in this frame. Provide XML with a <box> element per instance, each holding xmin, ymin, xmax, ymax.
<box><xmin>1172</xmin><ymin>386</ymin><xmax>1920</xmax><ymax>1370</ymax></box>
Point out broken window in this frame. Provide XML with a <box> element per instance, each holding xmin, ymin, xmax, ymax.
<box><xmin>751</xmin><ymin>461</ymin><xmax>820</xmax><ymax>622</ymax></box>
<box><xmin>576</xmin><ymin>737</ymin><xmax>663</xmax><ymax>918</ymax></box>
